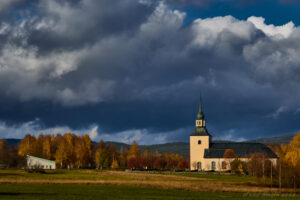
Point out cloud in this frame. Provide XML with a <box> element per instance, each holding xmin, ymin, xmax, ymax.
<box><xmin>0</xmin><ymin>118</ymin><xmax>190</xmax><ymax>145</ymax></box>
<box><xmin>265</xmin><ymin>106</ymin><xmax>288</xmax><ymax>119</ymax></box>
<box><xmin>99</xmin><ymin>127</ymin><xmax>191</xmax><ymax>145</ymax></box>
<box><xmin>0</xmin><ymin>0</ymin><xmax>22</xmax><ymax>13</ymax></box>
<box><xmin>247</xmin><ymin>16</ymin><xmax>295</xmax><ymax>38</ymax></box>
<box><xmin>88</xmin><ymin>126</ymin><xmax>98</xmax><ymax>140</ymax></box>
<box><xmin>0</xmin><ymin>118</ymin><xmax>99</xmax><ymax>140</ymax></box>
<box><xmin>1</xmin><ymin>1</ymin><xmax>299</xmax><ymax>108</ymax></box>
<box><xmin>0</xmin><ymin>0</ymin><xmax>300</xmax><ymax>141</ymax></box>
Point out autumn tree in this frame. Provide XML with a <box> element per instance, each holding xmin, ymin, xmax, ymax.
<box><xmin>111</xmin><ymin>160</ymin><xmax>119</xmax><ymax>169</ymax></box>
<box><xmin>231</xmin><ymin>158</ymin><xmax>245</xmax><ymax>175</ymax></box>
<box><xmin>36</xmin><ymin>135</ymin><xmax>44</xmax><ymax>157</ymax></box>
<box><xmin>283</xmin><ymin>133</ymin><xmax>300</xmax><ymax>189</ymax></box>
<box><xmin>55</xmin><ymin>138</ymin><xmax>68</xmax><ymax>168</ymax></box>
<box><xmin>153</xmin><ymin>155</ymin><xmax>167</xmax><ymax>170</ymax></box>
<box><xmin>223</xmin><ymin>148</ymin><xmax>236</xmax><ymax>170</ymax></box>
<box><xmin>65</xmin><ymin>133</ymin><xmax>77</xmax><ymax>168</ymax></box>
<box><xmin>95</xmin><ymin>140</ymin><xmax>109</xmax><ymax>169</ymax></box>
<box><xmin>117</xmin><ymin>146</ymin><xmax>128</xmax><ymax>168</ymax></box>
<box><xmin>18</xmin><ymin>134</ymin><xmax>38</xmax><ymax>157</ymax></box>
<box><xmin>75</xmin><ymin>134</ymin><xmax>93</xmax><ymax>168</ymax></box>
<box><xmin>247</xmin><ymin>152</ymin><xmax>270</xmax><ymax>179</ymax></box>
<box><xmin>177</xmin><ymin>159</ymin><xmax>189</xmax><ymax>170</ymax></box>
<box><xmin>127</xmin><ymin>141</ymin><xmax>141</xmax><ymax>169</ymax></box>
<box><xmin>42</xmin><ymin>135</ymin><xmax>56</xmax><ymax>159</ymax></box>
<box><xmin>141</xmin><ymin>149</ymin><xmax>155</xmax><ymax>169</ymax></box>
<box><xmin>0</xmin><ymin>139</ymin><xmax>8</xmax><ymax>166</ymax></box>
<box><xmin>108</xmin><ymin>144</ymin><xmax>118</xmax><ymax>167</ymax></box>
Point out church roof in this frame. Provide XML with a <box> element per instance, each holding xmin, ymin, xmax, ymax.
<box><xmin>190</xmin><ymin>127</ymin><xmax>212</xmax><ymax>136</ymax></box>
<box><xmin>203</xmin><ymin>142</ymin><xmax>278</xmax><ymax>158</ymax></box>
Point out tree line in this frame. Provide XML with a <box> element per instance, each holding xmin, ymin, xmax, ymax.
<box><xmin>221</xmin><ymin>133</ymin><xmax>300</xmax><ymax>189</ymax></box>
<box><xmin>0</xmin><ymin>133</ymin><xmax>189</xmax><ymax>170</ymax></box>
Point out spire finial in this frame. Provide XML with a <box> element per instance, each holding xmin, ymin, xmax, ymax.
<box><xmin>199</xmin><ymin>93</ymin><xmax>203</xmax><ymax>113</ymax></box>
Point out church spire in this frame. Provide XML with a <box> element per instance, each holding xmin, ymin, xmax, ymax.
<box><xmin>191</xmin><ymin>94</ymin><xmax>211</xmax><ymax>136</ymax></box>
<box><xmin>196</xmin><ymin>94</ymin><xmax>205</xmax><ymax>120</ymax></box>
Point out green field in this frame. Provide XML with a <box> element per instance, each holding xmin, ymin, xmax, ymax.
<box><xmin>0</xmin><ymin>170</ymin><xmax>299</xmax><ymax>199</ymax></box>
<box><xmin>0</xmin><ymin>184</ymin><xmax>298</xmax><ymax>200</ymax></box>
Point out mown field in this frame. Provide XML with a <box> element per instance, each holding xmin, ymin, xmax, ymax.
<box><xmin>0</xmin><ymin>169</ymin><xmax>299</xmax><ymax>200</ymax></box>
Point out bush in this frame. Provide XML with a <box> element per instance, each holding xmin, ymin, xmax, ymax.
<box><xmin>231</xmin><ymin>159</ymin><xmax>246</xmax><ymax>175</ymax></box>
<box><xmin>26</xmin><ymin>168</ymin><xmax>46</xmax><ymax>174</ymax></box>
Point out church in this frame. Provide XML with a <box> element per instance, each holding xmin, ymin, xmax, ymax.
<box><xmin>190</xmin><ymin>97</ymin><xmax>278</xmax><ymax>171</ymax></box>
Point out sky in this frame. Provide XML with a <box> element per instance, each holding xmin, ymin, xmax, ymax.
<box><xmin>0</xmin><ymin>0</ymin><xmax>300</xmax><ymax>145</ymax></box>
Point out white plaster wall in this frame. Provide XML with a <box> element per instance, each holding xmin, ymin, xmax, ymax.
<box><xmin>27</xmin><ymin>157</ymin><xmax>56</xmax><ymax>169</ymax></box>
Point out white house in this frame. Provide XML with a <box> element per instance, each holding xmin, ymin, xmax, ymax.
<box><xmin>27</xmin><ymin>155</ymin><xmax>56</xmax><ymax>170</ymax></box>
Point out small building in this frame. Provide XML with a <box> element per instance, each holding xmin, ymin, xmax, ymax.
<box><xmin>27</xmin><ymin>155</ymin><xmax>56</xmax><ymax>170</ymax></box>
<box><xmin>190</xmin><ymin>97</ymin><xmax>278</xmax><ymax>171</ymax></box>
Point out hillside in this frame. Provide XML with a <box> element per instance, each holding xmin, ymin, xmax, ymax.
<box><xmin>5</xmin><ymin>138</ymin><xmax>21</xmax><ymax>146</ymax></box>
<box><xmin>106</xmin><ymin>141</ymin><xmax>190</xmax><ymax>157</ymax></box>
<box><xmin>248</xmin><ymin>133</ymin><xmax>296</xmax><ymax>144</ymax></box>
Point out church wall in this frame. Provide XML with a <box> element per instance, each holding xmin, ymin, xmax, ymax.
<box><xmin>190</xmin><ymin>135</ymin><xmax>209</xmax><ymax>170</ymax></box>
<box><xmin>195</xmin><ymin>157</ymin><xmax>278</xmax><ymax>171</ymax></box>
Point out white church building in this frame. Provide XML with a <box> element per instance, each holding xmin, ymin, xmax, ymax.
<box><xmin>27</xmin><ymin>155</ymin><xmax>56</xmax><ymax>170</ymax></box>
<box><xmin>190</xmin><ymin>97</ymin><xmax>278</xmax><ymax>171</ymax></box>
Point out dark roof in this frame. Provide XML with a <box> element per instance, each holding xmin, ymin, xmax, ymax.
<box><xmin>204</xmin><ymin>142</ymin><xmax>278</xmax><ymax>158</ymax></box>
<box><xmin>190</xmin><ymin>127</ymin><xmax>212</xmax><ymax>136</ymax></box>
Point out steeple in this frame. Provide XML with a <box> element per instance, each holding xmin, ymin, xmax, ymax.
<box><xmin>191</xmin><ymin>94</ymin><xmax>211</xmax><ymax>136</ymax></box>
<box><xmin>196</xmin><ymin>95</ymin><xmax>205</xmax><ymax>120</ymax></box>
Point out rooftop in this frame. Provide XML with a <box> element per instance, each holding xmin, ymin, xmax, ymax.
<box><xmin>203</xmin><ymin>142</ymin><xmax>278</xmax><ymax>158</ymax></box>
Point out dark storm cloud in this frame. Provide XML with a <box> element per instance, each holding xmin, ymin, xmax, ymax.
<box><xmin>0</xmin><ymin>0</ymin><xmax>300</xmax><ymax>143</ymax></box>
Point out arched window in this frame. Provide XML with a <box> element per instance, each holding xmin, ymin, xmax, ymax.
<box><xmin>211</xmin><ymin>161</ymin><xmax>216</xmax><ymax>170</ymax></box>
<box><xmin>222</xmin><ymin>161</ymin><xmax>227</xmax><ymax>169</ymax></box>
<box><xmin>198</xmin><ymin>140</ymin><xmax>201</xmax><ymax>145</ymax></box>
<box><xmin>197</xmin><ymin>162</ymin><xmax>202</xmax><ymax>170</ymax></box>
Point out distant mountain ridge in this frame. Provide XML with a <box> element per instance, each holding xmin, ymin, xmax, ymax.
<box><xmin>247</xmin><ymin>133</ymin><xmax>296</xmax><ymax>144</ymax></box>
<box><xmin>2</xmin><ymin>133</ymin><xmax>297</xmax><ymax>157</ymax></box>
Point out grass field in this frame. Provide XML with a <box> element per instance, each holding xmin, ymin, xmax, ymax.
<box><xmin>0</xmin><ymin>184</ymin><xmax>298</xmax><ymax>200</ymax></box>
<box><xmin>166</xmin><ymin>172</ymin><xmax>257</xmax><ymax>182</ymax></box>
<box><xmin>0</xmin><ymin>169</ymin><xmax>299</xmax><ymax>199</ymax></box>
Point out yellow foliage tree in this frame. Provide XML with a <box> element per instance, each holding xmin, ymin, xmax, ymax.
<box><xmin>75</xmin><ymin>134</ymin><xmax>92</xmax><ymax>168</ymax></box>
<box><xmin>290</xmin><ymin>133</ymin><xmax>300</xmax><ymax>148</ymax></box>
<box><xmin>127</xmin><ymin>141</ymin><xmax>140</xmax><ymax>161</ymax></box>
<box><xmin>111</xmin><ymin>160</ymin><xmax>119</xmax><ymax>169</ymax></box>
<box><xmin>284</xmin><ymin>133</ymin><xmax>300</xmax><ymax>167</ymax></box>
<box><xmin>18</xmin><ymin>134</ymin><xmax>37</xmax><ymax>157</ymax></box>
<box><xmin>55</xmin><ymin>139</ymin><xmax>68</xmax><ymax>168</ymax></box>
<box><xmin>42</xmin><ymin>135</ymin><xmax>56</xmax><ymax>159</ymax></box>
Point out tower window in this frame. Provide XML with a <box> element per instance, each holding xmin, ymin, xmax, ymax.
<box><xmin>198</xmin><ymin>140</ymin><xmax>201</xmax><ymax>144</ymax></box>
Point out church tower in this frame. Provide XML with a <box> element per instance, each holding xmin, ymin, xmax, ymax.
<box><xmin>190</xmin><ymin>96</ymin><xmax>211</xmax><ymax>170</ymax></box>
